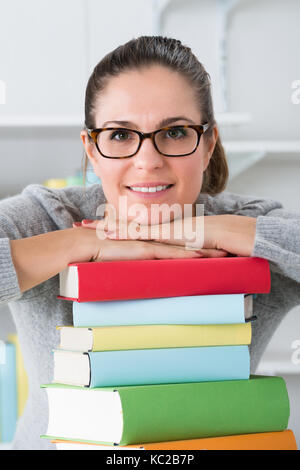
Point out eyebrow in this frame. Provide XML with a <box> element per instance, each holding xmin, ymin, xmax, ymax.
<box><xmin>101</xmin><ymin>116</ymin><xmax>196</xmax><ymax>129</ymax></box>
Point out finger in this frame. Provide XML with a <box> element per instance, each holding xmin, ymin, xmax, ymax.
<box><xmin>196</xmin><ymin>248</ymin><xmax>229</xmax><ymax>258</ymax></box>
<box><xmin>146</xmin><ymin>241</ymin><xmax>203</xmax><ymax>259</ymax></box>
<box><xmin>81</xmin><ymin>219</ymin><xmax>110</xmax><ymax>230</ymax></box>
<box><xmin>107</xmin><ymin>218</ymin><xmax>203</xmax><ymax>248</ymax></box>
<box><xmin>96</xmin><ymin>239</ymin><xmax>203</xmax><ymax>262</ymax></box>
<box><xmin>105</xmin><ymin>221</ymin><xmax>147</xmax><ymax>239</ymax></box>
<box><xmin>106</xmin><ymin>221</ymin><xmax>177</xmax><ymax>243</ymax></box>
<box><xmin>144</xmin><ymin>241</ymin><xmax>228</xmax><ymax>258</ymax></box>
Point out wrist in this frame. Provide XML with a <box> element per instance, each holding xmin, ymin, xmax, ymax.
<box><xmin>65</xmin><ymin>226</ymin><xmax>98</xmax><ymax>264</ymax></box>
<box><xmin>216</xmin><ymin>215</ymin><xmax>257</xmax><ymax>257</ymax></box>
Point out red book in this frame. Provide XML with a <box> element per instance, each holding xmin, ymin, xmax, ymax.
<box><xmin>58</xmin><ymin>256</ymin><xmax>270</xmax><ymax>302</ymax></box>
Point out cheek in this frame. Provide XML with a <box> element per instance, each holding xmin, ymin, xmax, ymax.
<box><xmin>174</xmin><ymin>155</ymin><xmax>204</xmax><ymax>193</ymax></box>
<box><xmin>95</xmin><ymin>159</ymin><xmax>118</xmax><ymax>181</ymax></box>
<box><xmin>95</xmin><ymin>160</ymin><xmax>126</xmax><ymax>198</ymax></box>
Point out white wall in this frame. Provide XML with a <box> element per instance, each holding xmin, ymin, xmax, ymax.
<box><xmin>163</xmin><ymin>0</ymin><xmax>300</xmax><ymax>138</ymax></box>
<box><xmin>227</xmin><ymin>0</ymin><xmax>300</xmax><ymax>140</ymax></box>
<box><xmin>0</xmin><ymin>0</ymin><xmax>87</xmax><ymax>118</ymax></box>
<box><xmin>1</xmin><ymin>0</ymin><xmax>299</xmax><ymax>133</ymax></box>
<box><xmin>0</xmin><ymin>0</ymin><xmax>153</xmax><ymax>121</ymax></box>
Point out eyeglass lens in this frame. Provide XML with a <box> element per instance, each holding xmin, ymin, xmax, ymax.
<box><xmin>97</xmin><ymin>127</ymin><xmax>198</xmax><ymax>157</ymax></box>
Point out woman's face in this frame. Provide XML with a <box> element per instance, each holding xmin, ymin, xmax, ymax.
<box><xmin>81</xmin><ymin>65</ymin><xmax>217</xmax><ymax>224</ymax></box>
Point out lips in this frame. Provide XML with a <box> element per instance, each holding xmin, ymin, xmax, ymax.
<box><xmin>126</xmin><ymin>182</ymin><xmax>174</xmax><ymax>188</ymax></box>
<box><xmin>127</xmin><ymin>184</ymin><xmax>173</xmax><ymax>190</ymax></box>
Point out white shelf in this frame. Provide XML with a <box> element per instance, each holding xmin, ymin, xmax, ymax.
<box><xmin>257</xmin><ymin>362</ymin><xmax>300</xmax><ymax>376</ymax></box>
<box><xmin>226</xmin><ymin>151</ymin><xmax>266</xmax><ymax>179</ymax></box>
<box><xmin>224</xmin><ymin>141</ymin><xmax>300</xmax><ymax>178</ymax></box>
<box><xmin>224</xmin><ymin>141</ymin><xmax>300</xmax><ymax>154</ymax></box>
<box><xmin>0</xmin><ymin>112</ymin><xmax>252</xmax><ymax>128</ymax></box>
<box><xmin>0</xmin><ymin>116</ymin><xmax>84</xmax><ymax>128</ymax></box>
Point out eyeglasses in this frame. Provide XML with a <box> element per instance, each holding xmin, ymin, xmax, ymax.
<box><xmin>86</xmin><ymin>124</ymin><xmax>209</xmax><ymax>159</ymax></box>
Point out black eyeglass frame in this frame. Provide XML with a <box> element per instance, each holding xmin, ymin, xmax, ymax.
<box><xmin>86</xmin><ymin>123</ymin><xmax>210</xmax><ymax>159</ymax></box>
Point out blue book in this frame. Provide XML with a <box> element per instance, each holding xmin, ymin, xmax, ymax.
<box><xmin>53</xmin><ymin>345</ymin><xmax>250</xmax><ymax>388</ymax></box>
<box><xmin>73</xmin><ymin>293</ymin><xmax>253</xmax><ymax>327</ymax></box>
<box><xmin>0</xmin><ymin>343</ymin><xmax>17</xmax><ymax>443</ymax></box>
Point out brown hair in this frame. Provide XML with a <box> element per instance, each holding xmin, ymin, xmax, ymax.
<box><xmin>82</xmin><ymin>35</ymin><xmax>228</xmax><ymax>194</ymax></box>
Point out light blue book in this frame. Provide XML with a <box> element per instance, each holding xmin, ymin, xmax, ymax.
<box><xmin>0</xmin><ymin>343</ymin><xmax>17</xmax><ymax>443</ymax></box>
<box><xmin>73</xmin><ymin>294</ymin><xmax>253</xmax><ymax>327</ymax></box>
<box><xmin>53</xmin><ymin>345</ymin><xmax>250</xmax><ymax>388</ymax></box>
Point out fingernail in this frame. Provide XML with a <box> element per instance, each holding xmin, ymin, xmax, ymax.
<box><xmin>82</xmin><ymin>219</ymin><xmax>94</xmax><ymax>224</ymax></box>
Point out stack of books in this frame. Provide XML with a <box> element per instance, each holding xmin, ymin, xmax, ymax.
<box><xmin>43</xmin><ymin>169</ymin><xmax>101</xmax><ymax>189</ymax></box>
<box><xmin>0</xmin><ymin>335</ymin><xmax>28</xmax><ymax>443</ymax></box>
<box><xmin>42</xmin><ymin>257</ymin><xmax>297</xmax><ymax>450</ymax></box>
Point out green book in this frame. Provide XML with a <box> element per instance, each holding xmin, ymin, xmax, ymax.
<box><xmin>41</xmin><ymin>375</ymin><xmax>290</xmax><ymax>446</ymax></box>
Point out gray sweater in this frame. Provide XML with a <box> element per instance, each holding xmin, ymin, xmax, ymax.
<box><xmin>0</xmin><ymin>183</ymin><xmax>300</xmax><ymax>450</ymax></box>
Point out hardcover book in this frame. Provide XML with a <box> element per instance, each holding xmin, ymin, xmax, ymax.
<box><xmin>51</xmin><ymin>430</ymin><xmax>298</xmax><ymax>450</ymax></box>
<box><xmin>57</xmin><ymin>323</ymin><xmax>252</xmax><ymax>352</ymax></box>
<box><xmin>58</xmin><ymin>257</ymin><xmax>270</xmax><ymax>302</ymax></box>
<box><xmin>72</xmin><ymin>293</ymin><xmax>254</xmax><ymax>327</ymax></box>
<box><xmin>42</xmin><ymin>375</ymin><xmax>289</xmax><ymax>445</ymax></box>
<box><xmin>52</xmin><ymin>345</ymin><xmax>250</xmax><ymax>387</ymax></box>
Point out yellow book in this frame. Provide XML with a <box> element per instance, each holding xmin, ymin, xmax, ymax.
<box><xmin>43</xmin><ymin>178</ymin><xmax>67</xmax><ymax>189</ymax></box>
<box><xmin>7</xmin><ymin>334</ymin><xmax>28</xmax><ymax>417</ymax></box>
<box><xmin>57</xmin><ymin>323</ymin><xmax>251</xmax><ymax>352</ymax></box>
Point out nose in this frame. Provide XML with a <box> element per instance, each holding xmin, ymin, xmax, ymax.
<box><xmin>133</xmin><ymin>137</ymin><xmax>165</xmax><ymax>171</ymax></box>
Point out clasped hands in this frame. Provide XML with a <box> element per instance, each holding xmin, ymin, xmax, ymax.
<box><xmin>73</xmin><ymin>213</ymin><xmax>257</xmax><ymax>258</ymax></box>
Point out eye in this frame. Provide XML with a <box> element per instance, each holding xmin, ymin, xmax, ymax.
<box><xmin>165</xmin><ymin>127</ymin><xmax>187</xmax><ymax>139</ymax></box>
<box><xmin>110</xmin><ymin>130</ymin><xmax>132</xmax><ymax>141</ymax></box>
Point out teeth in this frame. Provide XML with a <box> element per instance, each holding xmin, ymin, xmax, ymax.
<box><xmin>129</xmin><ymin>185</ymin><xmax>170</xmax><ymax>193</ymax></box>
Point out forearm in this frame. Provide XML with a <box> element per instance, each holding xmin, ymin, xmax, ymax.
<box><xmin>10</xmin><ymin>227</ymin><xmax>94</xmax><ymax>293</ymax></box>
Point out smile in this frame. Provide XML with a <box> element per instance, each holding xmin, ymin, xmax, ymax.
<box><xmin>128</xmin><ymin>184</ymin><xmax>173</xmax><ymax>192</ymax></box>
<box><xmin>125</xmin><ymin>184</ymin><xmax>174</xmax><ymax>197</ymax></box>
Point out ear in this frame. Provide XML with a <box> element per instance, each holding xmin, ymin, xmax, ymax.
<box><xmin>80</xmin><ymin>130</ymin><xmax>98</xmax><ymax>166</ymax></box>
<box><xmin>203</xmin><ymin>125</ymin><xmax>218</xmax><ymax>172</ymax></box>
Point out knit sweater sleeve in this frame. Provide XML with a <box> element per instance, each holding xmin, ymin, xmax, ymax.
<box><xmin>204</xmin><ymin>190</ymin><xmax>300</xmax><ymax>314</ymax></box>
<box><xmin>221</xmin><ymin>191</ymin><xmax>300</xmax><ymax>284</ymax></box>
<box><xmin>0</xmin><ymin>183</ymin><xmax>92</xmax><ymax>305</ymax></box>
<box><xmin>250</xmin><ymin>207</ymin><xmax>300</xmax><ymax>284</ymax></box>
<box><xmin>0</xmin><ymin>237</ymin><xmax>22</xmax><ymax>303</ymax></box>
<box><xmin>0</xmin><ymin>188</ymin><xmax>56</xmax><ymax>304</ymax></box>
<box><xmin>0</xmin><ymin>182</ymin><xmax>104</xmax><ymax>305</ymax></box>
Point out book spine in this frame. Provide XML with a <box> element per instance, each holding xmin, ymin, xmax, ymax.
<box><xmin>73</xmin><ymin>293</ymin><xmax>247</xmax><ymax>327</ymax></box>
<box><xmin>0</xmin><ymin>343</ymin><xmax>18</xmax><ymax>442</ymax></box>
<box><xmin>88</xmin><ymin>346</ymin><xmax>250</xmax><ymax>387</ymax></box>
<box><xmin>7</xmin><ymin>334</ymin><xmax>29</xmax><ymax>417</ymax></box>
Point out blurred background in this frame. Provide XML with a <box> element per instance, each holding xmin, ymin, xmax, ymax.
<box><xmin>0</xmin><ymin>0</ymin><xmax>299</xmax><ymax>446</ymax></box>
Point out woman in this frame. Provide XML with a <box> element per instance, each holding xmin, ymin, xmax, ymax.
<box><xmin>1</xmin><ymin>36</ymin><xmax>300</xmax><ymax>450</ymax></box>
